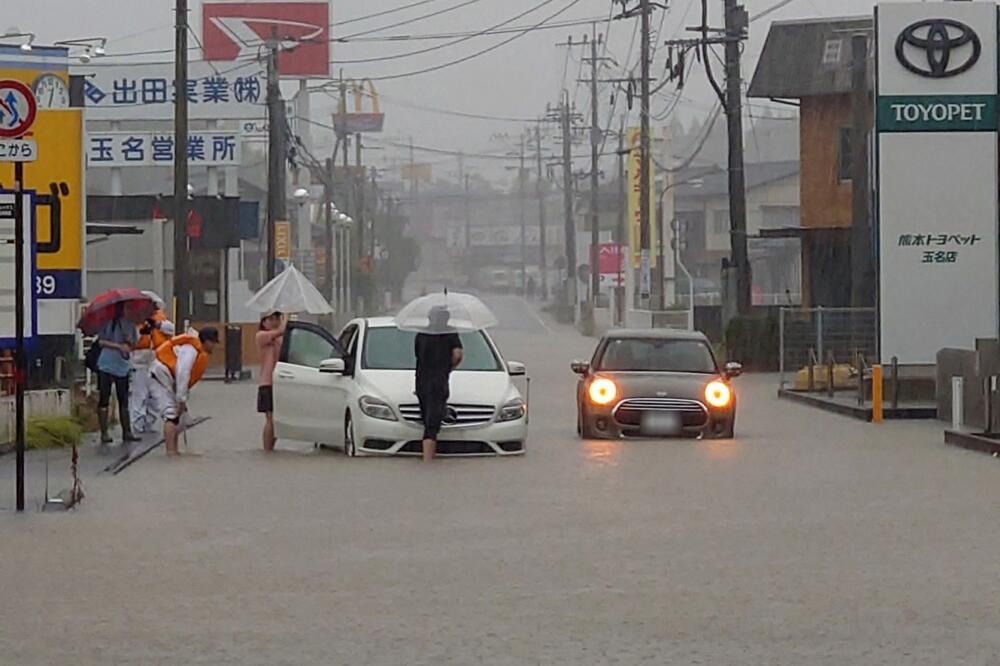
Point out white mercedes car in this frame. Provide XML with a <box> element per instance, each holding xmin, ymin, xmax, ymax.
<box><xmin>272</xmin><ymin>317</ymin><xmax>529</xmax><ymax>456</ymax></box>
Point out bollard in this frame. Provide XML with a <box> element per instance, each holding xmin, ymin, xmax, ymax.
<box><xmin>871</xmin><ymin>365</ymin><xmax>884</xmax><ymax>423</ymax></box>
<box><xmin>890</xmin><ymin>356</ymin><xmax>899</xmax><ymax>411</ymax></box>
<box><xmin>951</xmin><ymin>376</ymin><xmax>963</xmax><ymax>431</ymax></box>
<box><xmin>827</xmin><ymin>354</ymin><xmax>835</xmax><ymax>398</ymax></box>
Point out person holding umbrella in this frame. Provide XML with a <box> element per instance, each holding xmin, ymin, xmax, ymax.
<box><xmin>414</xmin><ymin>306</ymin><xmax>464</xmax><ymax>462</ymax></box>
<box><xmin>95</xmin><ymin>303</ymin><xmax>139</xmax><ymax>445</ymax></box>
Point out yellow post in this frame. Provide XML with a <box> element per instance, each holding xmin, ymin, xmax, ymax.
<box><xmin>871</xmin><ymin>364</ymin><xmax>884</xmax><ymax>423</ymax></box>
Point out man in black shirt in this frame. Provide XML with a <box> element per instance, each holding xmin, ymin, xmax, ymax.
<box><xmin>414</xmin><ymin>306</ymin><xmax>464</xmax><ymax>461</ymax></box>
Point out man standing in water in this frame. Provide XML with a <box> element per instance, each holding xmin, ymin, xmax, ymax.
<box><xmin>414</xmin><ymin>306</ymin><xmax>463</xmax><ymax>462</ymax></box>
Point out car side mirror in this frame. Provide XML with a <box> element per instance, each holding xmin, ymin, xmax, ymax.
<box><xmin>319</xmin><ymin>358</ymin><xmax>346</xmax><ymax>374</ymax></box>
<box><xmin>507</xmin><ymin>361</ymin><xmax>527</xmax><ymax>376</ymax></box>
<box><xmin>724</xmin><ymin>361</ymin><xmax>743</xmax><ymax>378</ymax></box>
<box><xmin>571</xmin><ymin>360</ymin><xmax>590</xmax><ymax>375</ymax></box>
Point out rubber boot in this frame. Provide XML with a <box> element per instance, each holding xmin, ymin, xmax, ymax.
<box><xmin>119</xmin><ymin>403</ymin><xmax>141</xmax><ymax>443</ymax></box>
<box><xmin>98</xmin><ymin>408</ymin><xmax>113</xmax><ymax>444</ymax></box>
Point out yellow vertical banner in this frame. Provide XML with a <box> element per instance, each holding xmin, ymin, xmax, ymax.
<box><xmin>626</xmin><ymin>127</ymin><xmax>656</xmax><ymax>269</ymax></box>
<box><xmin>274</xmin><ymin>221</ymin><xmax>291</xmax><ymax>261</ymax></box>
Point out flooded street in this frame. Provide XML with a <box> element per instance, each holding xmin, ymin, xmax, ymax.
<box><xmin>3</xmin><ymin>297</ymin><xmax>999</xmax><ymax>664</ymax></box>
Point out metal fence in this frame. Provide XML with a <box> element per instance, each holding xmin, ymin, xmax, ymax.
<box><xmin>779</xmin><ymin>307</ymin><xmax>878</xmax><ymax>390</ymax></box>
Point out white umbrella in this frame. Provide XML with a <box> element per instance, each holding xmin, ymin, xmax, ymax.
<box><xmin>246</xmin><ymin>265</ymin><xmax>333</xmax><ymax>315</ymax></box>
<box><xmin>394</xmin><ymin>291</ymin><xmax>497</xmax><ymax>334</ymax></box>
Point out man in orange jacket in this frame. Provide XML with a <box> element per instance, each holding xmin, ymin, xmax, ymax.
<box><xmin>149</xmin><ymin>328</ymin><xmax>220</xmax><ymax>456</ymax></box>
<box><xmin>130</xmin><ymin>298</ymin><xmax>175</xmax><ymax>435</ymax></box>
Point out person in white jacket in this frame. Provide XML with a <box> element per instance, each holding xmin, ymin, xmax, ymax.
<box><xmin>129</xmin><ymin>292</ymin><xmax>175</xmax><ymax>434</ymax></box>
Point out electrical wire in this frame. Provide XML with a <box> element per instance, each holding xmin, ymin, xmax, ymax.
<box><xmin>331</xmin><ymin>0</ymin><xmax>442</xmax><ymax>28</ymax></box>
<box><xmin>338</xmin><ymin>0</ymin><xmax>486</xmax><ymax>41</ymax></box>
<box><xmin>358</xmin><ymin>0</ymin><xmax>588</xmax><ymax>82</ymax></box>
<box><xmin>332</xmin><ymin>0</ymin><xmax>562</xmax><ymax>65</ymax></box>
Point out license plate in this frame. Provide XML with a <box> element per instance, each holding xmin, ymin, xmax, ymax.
<box><xmin>640</xmin><ymin>411</ymin><xmax>682</xmax><ymax>437</ymax></box>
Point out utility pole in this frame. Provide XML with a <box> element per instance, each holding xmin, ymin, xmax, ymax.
<box><xmin>535</xmin><ymin>125</ymin><xmax>548</xmax><ymax>299</ymax></box>
<box><xmin>723</xmin><ymin>0</ymin><xmax>751</xmax><ymax>315</ymax></box>
<box><xmin>616</xmin><ymin>118</ymin><xmax>627</xmax><ymax>323</ymax></box>
<box><xmin>173</xmin><ymin>0</ymin><xmax>189</xmax><ymax>318</ymax></box>
<box><xmin>638</xmin><ymin>0</ymin><xmax>653</xmax><ymax>307</ymax></box>
<box><xmin>266</xmin><ymin>26</ymin><xmax>286</xmax><ymax>281</ymax></box>
<box><xmin>519</xmin><ymin>133</ymin><xmax>527</xmax><ymax>293</ymax></box>
<box><xmin>324</xmin><ymin>157</ymin><xmax>335</xmax><ymax>308</ymax></box>
<box><xmin>850</xmin><ymin>32</ymin><xmax>871</xmax><ymax>309</ymax></box>
<box><xmin>586</xmin><ymin>26</ymin><xmax>605</xmax><ymax>305</ymax></box>
<box><xmin>560</xmin><ymin>92</ymin><xmax>577</xmax><ymax>311</ymax></box>
<box><xmin>459</xmin><ymin>151</ymin><xmax>469</xmax><ymax>250</ymax></box>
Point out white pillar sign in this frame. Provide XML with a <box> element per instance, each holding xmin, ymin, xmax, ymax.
<box><xmin>876</xmin><ymin>2</ymin><xmax>999</xmax><ymax>364</ymax></box>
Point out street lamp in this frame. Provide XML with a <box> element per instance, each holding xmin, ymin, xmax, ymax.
<box><xmin>55</xmin><ymin>37</ymin><xmax>108</xmax><ymax>63</ymax></box>
<box><xmin>1</xmin><ymin>32</ymin><xmax>35</xmax><ymax>51</ymax></box>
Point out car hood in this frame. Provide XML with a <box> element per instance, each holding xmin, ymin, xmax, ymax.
<box><xmin>358</xmin><ymin>370</ymin><xmax>516</xmax><ymax>406</ymax></box>
<box><xmin>594</xmin><ymin>371</ymin><xmax>721</xmax><ymax>402</ymax></box>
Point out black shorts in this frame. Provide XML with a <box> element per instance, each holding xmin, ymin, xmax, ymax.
<box><xmin>257</xmin><ymin>385</ymin><xmax>274</xmax><ymax>413</ymax></box>
<box><xmin>417</xmin><ymin>386</ymin><xmax>449</xmax><ymax>440</ymax></box>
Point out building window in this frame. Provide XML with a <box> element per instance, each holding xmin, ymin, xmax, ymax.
<box><xmin>838</xmin><ymin>127</ymin><xmax>852</xmax><ymax>182</ymax></box>
<box><xmin>822</xmin><ymin>39</ymin><xmax>843</xmax><ymax>65</ymax></box>
<box><xmin>712</xmin><ymin>209</ymin><xmax>730</xmax><ymax>235</ymax></box>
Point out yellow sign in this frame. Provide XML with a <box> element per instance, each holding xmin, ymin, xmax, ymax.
<box><xmin>626</xmin><ymin>127</ymin><xmax>657</xmax><ymax>269</ymax></box>
<box><xmin>0</xmin><ymin>51</ymin><xmax>83</xmax><ymax>299</ymax></box>
<box><xmin>274</xmin><ymin>221</ymin><xmax>291</xmax><ymax>261</ymax></box>
<box><xmin>401</xmin><ymin>162</ymin><xmax>432</xmax><ymax>183</ymax></box>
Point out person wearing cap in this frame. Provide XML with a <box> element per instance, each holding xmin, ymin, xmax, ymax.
<box><xmin>256</xmin><ymin>311</ymin><xmax>288</xmax><ymax>451</ymax></box>
<box><xmin>414</xmin><ymin>306</ymin><xmax>463</xmax><ymax>462</ymax></box>
<box><xmin>149</xmin><ymin>327</ymin><xmax>220</xmax><ymax>456</ymax></box>
<box><xmin>129</xmin><ymin>293</ymin><xmax>175</xmax><ymax>435</ymax></box>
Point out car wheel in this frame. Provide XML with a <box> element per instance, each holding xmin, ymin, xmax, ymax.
<box><xmin>344</xmin><ymin>412</ymin><xmax>357</xmax><ymax>457</ymax></box>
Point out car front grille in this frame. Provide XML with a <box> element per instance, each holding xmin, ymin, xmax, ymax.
<box><xmin>400</xmin><ymin>440</ymin><xmax>495</xmax><ymax>455</ymax></box>
<box><xmin>397</xmin><ymin>403</ymin><xmax>496</xmax><ymax>427</ymax></box>
<box><xmin>613</xmin><ymin>397</ymin><xmax>709</xmax><ymax>428</ymax></box>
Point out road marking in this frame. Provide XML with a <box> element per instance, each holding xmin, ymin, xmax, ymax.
<box><xmin>519</xmin><ymin>296</ymin><xmax>553</xmax><ymax>334</ymax></box>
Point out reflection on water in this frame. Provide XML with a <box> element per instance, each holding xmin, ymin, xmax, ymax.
<box><xmin>583</xmin><ymin>440</ymin><xmax>622</xmax><ymax>466</ymax></box>
<box><xmin>699</xmin><ymin>438</ymin><xmax>743</xmax><ymax>461</ymax></box>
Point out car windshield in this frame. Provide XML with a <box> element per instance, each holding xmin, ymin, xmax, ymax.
<box><xmin>362</xmin><ymin>327</ymin><xmax>502</xmax><ymax>371</ymax></box>
<box><xmin>597</xmin><ymin>338</ymin><xmax>717</xmax><ymax>373</ymax></box>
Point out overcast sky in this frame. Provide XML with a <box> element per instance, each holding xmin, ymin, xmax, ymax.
<box><xmin>5</xmin><ymin>0</ymin><xmax>879</xmax><ymax>175</ymax></box>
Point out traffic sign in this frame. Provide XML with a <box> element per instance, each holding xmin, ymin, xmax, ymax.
<box><xmin>0</xmin><ymin>191</ymin><xmax>36</xmax><ymax>345</ymax></box>
<box><xmin>0</xmin><ymin>138</ymin><xmax>37</xmax><ymax>162</ymax></box>
<box><xmin>0</xmin><ymin>80</ymin><xmax>37</xmax><ymax>139</ymax></box>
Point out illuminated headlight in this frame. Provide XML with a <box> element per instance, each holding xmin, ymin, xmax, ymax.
<box><xmin>498</xmin><ymin>398</ymin><xmax>526</xmax><ymax>422</ymax></box>
<box><xmin>704</xmin><ymin>381</ymin><xmax>732</xmax><ymax>408</ymax></box>
<box><xmin>588</xmin><ymin>377</ymin><xmax>618</xmax><ymax>405</ymax></box>
<box><xmin>359</xmin><ymin>396</ymin><xmax>397</xmax><ymax>421</ymax></box>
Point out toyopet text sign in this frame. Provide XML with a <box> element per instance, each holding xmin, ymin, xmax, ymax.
<box><xmin>202</xmin><ymin>1</ymin><xmax>331</xmax><ymax>79</ymax></box>
<box><xmin>876</xmin><ymin>2</ymin><xmax>999</xmax><ymax>364</ymax></box>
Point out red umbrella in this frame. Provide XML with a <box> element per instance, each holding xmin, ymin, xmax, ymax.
<box><xmin>77</xmin><ymin>288</ymin><xmax>158</xmax><ymax>336</ymax></box>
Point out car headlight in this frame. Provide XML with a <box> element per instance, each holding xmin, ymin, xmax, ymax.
<box><xmin>498</xmin><ymin>398</ymin><xmax>526</xmax><ymax>422</ymax></box>
<box><xmin>359</xmin><ymin>395</ymin><xmax>397</xmax><ymax>421</ymax></box>
<box><xmin>588</xmin><ymin>377</ymin><xmax>618</xmax><ymax>406</ymax></box>
<box><xmin>704</xmin><ymin>380</ymin><xmax>732</xmax><ymax>408</ymax></box>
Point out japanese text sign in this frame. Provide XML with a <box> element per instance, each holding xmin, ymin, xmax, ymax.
<box><xmin>86</xmin><ymin>131</ymin><xmax>242</xmax><ymax>167</ymax></box>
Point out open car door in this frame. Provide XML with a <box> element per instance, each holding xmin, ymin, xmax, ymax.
<box><xmin>272</xmin><ymin>321</ymin><xmax>350</xmax><ymax>445</ymax></box>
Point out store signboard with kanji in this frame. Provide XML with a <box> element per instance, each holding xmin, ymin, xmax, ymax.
<box><xmin>876</xmin><ymin>2</ymin><xmax>999</xmax><ymax>363</ymax></box>
<box><xmin>86</xmin><ymin>131</ymin><xmax>242</xmax><ymax>167</ymax></box>
<box><xmin>77</xmin><ymin>61</ymin><xmax>266</xmax><ymax>121</ymax></box>
<box><xmin>0</xmin><ymin>192</ymin><xmax>37</xmax><ymax>346</ymax></box>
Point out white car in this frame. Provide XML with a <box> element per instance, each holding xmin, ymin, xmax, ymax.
<box><xmin>272</xmin><ymin>317</ymin><xmax>529</xmax><ymax>457</ymax></box>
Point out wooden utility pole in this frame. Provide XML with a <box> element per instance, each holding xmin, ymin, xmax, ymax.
<box><xmin>560</xmin><ymin>93</ymin><xmax>577</xmax><ymax>310</ymax></box>
<box><xmin>324</xmin><ymin>157</ymin><xmax>335</xmax><ymax>306</ymax></box>
<box><xmin>174</xmin><ymin>0</ymin><xmax>189</xmax><ymax>316</ymax></box>
<box><xmin>638</xmin><ymin>0</ymin><xmax>652</xmax><ymax>306</ymax></box>
<box><xmin>535</xmin><ymin>125</ymin><xmax>548</xmax><ymax>298</ymax></box>
<box><xmin>266</xmin><ymin>27</ymin><xmax>286</xmax><ymax>281</ymax></box>
<box><xmin>587</xmin><ymin>27</ymin><xmax>604</xmax><ymax>305</ymax></box>
<box><xmin>850</xmin><ymin>33</ymin><xmax>872</xmax><ymax>308</ymax></box>
<box><xmin>723</xmin><ymin>0</ymin><xmax>751</xmax><ymax>315</ymax></box>
<box><xmin>519</xmin><ymin>133</ymin><xmax>527</xmax><ymax>292</ymax></box>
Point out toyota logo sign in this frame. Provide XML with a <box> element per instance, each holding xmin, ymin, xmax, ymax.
<box><xmin>895</xmin><ymin>18</ymin><xmax>981</xmax><ymax>79</ymax></box>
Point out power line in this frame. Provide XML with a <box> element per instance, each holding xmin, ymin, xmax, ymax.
<box><xmin>339</xmin><ymin>0</ymin><xmax>486</xmax><ymax>41</ymax></box>
<box><xmin>355</xmin><ymin>0</ymin><xmax>588</xmax><ymax>82</ymax></box>
<box><xmin>332</xmin><ymin>0</ymin><xmax>562</xmax><ymax>65</ymax></box>
<box><xmin>331</xmin><ymin>0</ymin><xmax>442</xmax><ymax>28</ymax></box>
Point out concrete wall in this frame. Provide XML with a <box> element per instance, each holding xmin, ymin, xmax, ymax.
<box><xmin>937</xmin><ymin>340</ymin><xmax>1000</xmax><ymax>429</ymax></box>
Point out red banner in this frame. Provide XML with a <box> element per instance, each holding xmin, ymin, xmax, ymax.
<box><xmin>202</xmin><ymin>1</ymin><xmax>331</xmax><ymax>78</ymax></box>
<box><xmin>593</xmin><ymin>243</ymin><xmax>625</xmax><ymax>275</ymax></box>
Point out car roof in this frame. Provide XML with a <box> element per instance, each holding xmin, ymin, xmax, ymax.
<box><xmin>602</xmin><ymin>328</ymin><xmax>710</xmax><ymax>342</ymax></box>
